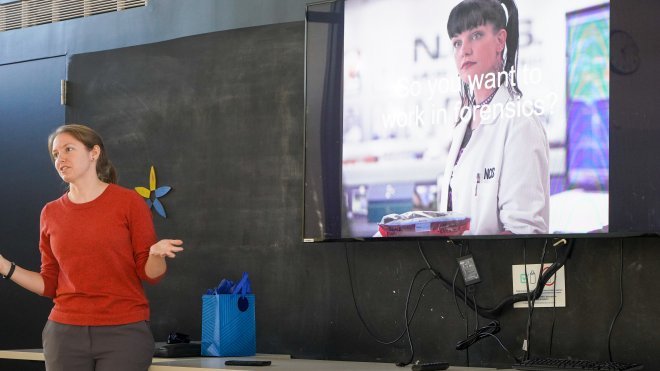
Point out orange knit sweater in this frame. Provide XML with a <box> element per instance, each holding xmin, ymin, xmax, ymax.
<box><xmin>39</xmin><ymin>184</ymin><xmax>162</xmax><ymax>325</ymax></box>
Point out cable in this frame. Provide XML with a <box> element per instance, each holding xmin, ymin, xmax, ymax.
<box><xmin>607</xmin><ymin>238</ymin><xmax>624</xmax><ymax>362</ymax></box>
<box><xmin>418</xmin><ymin>241</ymin><xmax>434</xmax><ymax>272</ymax></box>
<box><xmin>461</xmin><ymin>241</ymin><xmax>472</xmax><ymax>367</ymax></box>
<box><xmin>421</xmin><ymin>239</ymin><xmax>560</xmax><ymax>365</ymax></box>
<box><xmin>346</xmin><ymin>236</ymin><xmax>575</xmax><ymax>366</ymax></box>
<box><xmin>472</xmin><ymin>290</ymin><xmax>478</xmax><ymax>331</ymax></box>
<box><xmin>450</xmin><ymin>243</ymin><xmax>466</xmax><ymax>321</ymax></box>
<box><xmin>470</xmin><ymin>289</ymin><xmax>478</xmax><ymax>367</ymax></box>
<box><xmin>346</xmin><ymin>245</ymin><xmax>429</xmax><ymax>344</ymax></box>
<box><xmin>419</xmin><ymin>239</ymin><xmax>468</xmax><ymax>327</ymax></box>
<box><xmin>548</xmin><ymin>242</ymin><xmax>559</xmax><ymax>356</ymax></box>
<box><xmin>400</xmin><ymin>275</ymin><xmax>437</xmax><ymax>366</ymax></box>
<box><xmin>464</xmin><ymin>281</ymin><xmax>470</xmax><ymax>367</ymax></box>
<box><xmin>401</xmin><ymin>310</ymin><xmax>414</xmax><ymax>367</ymax></box>
<box><xmin>456</xmin><ymin>320</ymin><xmax>501</xmax><ymax>350</ymax></box>
<box><xmin>452</xmin><ymin>266</ymin><xmax>465</xmax><ymax>320</ymax></box>
<box><xmin>345</xmin><ymin>243</ymin><xmax>437</xmax><ymax>366</ymax></box>
<box><xmin>419</xmin><ymin>238</ymin><xmax>575</xmax><ymax>320</ymax></box>
<box><xmin>450</xmin><ymin>245</ymin><xmax>468</xmax><ymax>368</ymax></box>
<box><xmin>485</xmin><ymin>333</ymin><xmax>521</xmax><ymax>363</ymax></box>
<box><xmin>455</xmin><ymin>319</ymin><xmax>521</xmax><ymax>364</ymax></box>
<box><xmin>523</xmin><ymin>239</ymin><xmax>549</xmax><ymax>360</ymax></box>
<box><xmin>451</xmin><ymin>241</ymin><xmax>470</xmax><ymax>367</ymax></box>
<box><xmin>522</xmin><ymin>240</ymin><xmax>532</xmax><ymax>360</ymax></box>
<box><xmin>430</xmin><ymin>240</ymin><xmax>471</xmax><ymax>367</ymax></box>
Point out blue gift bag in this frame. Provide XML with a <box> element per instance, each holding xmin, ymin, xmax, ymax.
<box><xmin>201</xmin><ymin>274</ymin><xmax>256</xmax><ymax>357</ymax></box>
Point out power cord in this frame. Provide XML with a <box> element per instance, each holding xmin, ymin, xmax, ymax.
<box><xmin>450</xmin><ymin>243</ymin><xmax>466</xmax><ymax>321</ymax></box>
<box><xmin>418</xmin><ymin>238</ymin><xmax>575</xmax><ymax>364</ymax></box>
<box><xmin>485</xmin><ymin>332</ymin><xmax>522</xmax><ymax>363</ymax></box>
<box><xmin>523</xmin><ymin>239</ymin><xmax>549</xmax><ymax>360</ymax></box>
<box><xmin>420</xmin><ymin>241</ymin><xmax>472</xmax><ymax>367</ymax></box>
<box><xmin>417</xmin><ymin>240</ymin><xmax>572</xmax><ymax>365</ymax></box>
<box><xmin>547</xmin><ymin>241</ymin><xmax>559</xmax><ymax>356</ymax></box>
<box><xmin>463</xmin><ymin>281</ymin><xmax>470</xmax><ymax>367</ymax></box>
<box><xmin>416</xmin><ymin>238</ymin><xmax>574</xmax><ymax>320</ymax></box>
<box><xmin>522</xmin><ymin>240</ymin><xmax>532</xmax><ymax>360</ymax></box>
<box><xmin>607</xmin><ymin>238</ymin><xmax>624</xmax><ymax>362</ymax></box>
<box><xmin>423</xmin><ymin>241</ymin><xmax>509</xmax><ymax>366</ymax></box>
<box><xmin>455</xmin><ymin>241</ymin><xmax>472</xmax><ymax>367</ymax></box>
<box><xmin>472</xmin><ymin>289</ymin><xmax>479</xmax><ymax>332</ymax></box>
<box><xmin>456</xmin><ymin>320</ymin><xmax>501</xmax><ymax>350</ymax></box>
<box><xmin>398</xmin><ymin>275</ymin><xmax>437</xmax><ymax>366</ymax></box>
<box><xmin>454</xmin><ymin>319</ymin><xmax>521</xmax><ymax>363</ymax></box>
<box><xmin>421</xmin><ymin>241</ymin><xmax>470</xmax><ymax>367</ymax></box>
<box><xmin>345</xmin><ymin>243</ymin><xmax>437</xmax><ymax>366</ymax></box>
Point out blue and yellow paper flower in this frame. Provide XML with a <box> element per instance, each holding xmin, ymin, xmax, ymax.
<box><xmin>135</xmin><ymin>166</ymin><xmax>171</xmax><ymax>218</ymax></box>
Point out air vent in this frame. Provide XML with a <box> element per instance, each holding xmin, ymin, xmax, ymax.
<box><xmin>0</xmin><ymin>0</ymin><xmax>148</xmax><ymax>32</ymax></box>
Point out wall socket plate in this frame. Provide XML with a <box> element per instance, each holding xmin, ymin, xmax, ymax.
<box><xmin>512</xmin><ymin>264</ymin><xmax>566</xmax><ymax>308</ymax></box>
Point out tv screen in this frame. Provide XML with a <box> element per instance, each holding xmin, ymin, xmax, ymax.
<box><xmin>304</xmin><ymin>0</ymin><xmax>636</xmax><ymax>241</ymax></box>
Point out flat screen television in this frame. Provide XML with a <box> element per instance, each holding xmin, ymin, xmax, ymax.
<box><xmin>304</xmin><ymin>0</ymin><xmax>652</xmax><ymax>241</ymax></box>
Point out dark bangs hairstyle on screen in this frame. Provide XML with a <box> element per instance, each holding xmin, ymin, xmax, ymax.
<box><xmin>447</xmin><ymin>0</ymin><xmax>522</xmax><ymax>106</ymax></box>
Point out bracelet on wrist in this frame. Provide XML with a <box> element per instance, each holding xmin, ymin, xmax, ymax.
<box><xmin>2</xmin><ymin>262</ymin><xmax>16</xmax><ymax>280</ymax></box>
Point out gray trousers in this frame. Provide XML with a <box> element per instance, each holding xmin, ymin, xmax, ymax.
<box><xmin>42</xmin><ymin>320</ymin><xmax>154</xmax><ymax>371</ymax></box>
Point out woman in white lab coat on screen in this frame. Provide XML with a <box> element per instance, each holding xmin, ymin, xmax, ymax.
<box><xmin>439</xmin><ymin>0</ymin><xmax>550</xmax><ymax>235</ymax></box>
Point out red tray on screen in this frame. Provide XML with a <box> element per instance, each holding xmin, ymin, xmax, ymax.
<box><xmin>378</xmin><ymin>211</ymin><xmax>470</xmax><ymax>237</ymax></box>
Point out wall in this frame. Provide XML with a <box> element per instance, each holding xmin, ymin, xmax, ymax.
<box><xmin>0</xmin><ymin>0</ymin><xmax>310</xmax><ymax>65</ymax></box>
<box><xmin>1</xmin><ymin>0</ymin><xmax>659</xmax><ymax>369</ymax></box>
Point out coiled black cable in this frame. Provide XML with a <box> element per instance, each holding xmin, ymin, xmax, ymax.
<box><xmin>420</xmin><ymin>238</ymin><xmax>573</xmax><ymax>320</ymax></box>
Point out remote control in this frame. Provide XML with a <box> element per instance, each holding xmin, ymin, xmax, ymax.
<box><xmin>411</xmin><ymin>362</ymin><xmax>450</xmax><ymax>371</ymax></box>
<box><xmin>224</xmin><ymin>360</ymin><xmax>271</xmax><ymax>366</ymax></box>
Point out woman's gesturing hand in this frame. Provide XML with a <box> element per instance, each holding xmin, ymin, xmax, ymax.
<box><xmin>149</xmin><ymin>239</ymin><xmax>184</xmax><ymax>258</ymax></box>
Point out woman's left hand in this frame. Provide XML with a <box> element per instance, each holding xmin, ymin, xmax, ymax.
<box><xmin>149</xmin><ymin>239</ymin><xmax>184</xmax><ymax>258</ymax></box>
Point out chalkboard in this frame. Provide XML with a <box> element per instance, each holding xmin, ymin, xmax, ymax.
<box><xmin>59</xmin><ymin>21</ymin><xmax>660</xmax><ymax>369</ymax></box>
<box><xmin>66</xmin><ymin>20</ymin><xmax>307</xmax><ymax>349</ymax></box>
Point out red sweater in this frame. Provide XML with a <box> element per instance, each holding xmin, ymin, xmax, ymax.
<box><xmin>39</xmin><ymin>184</ymin><xmax>162</xmax><ymax>326</ymax></box>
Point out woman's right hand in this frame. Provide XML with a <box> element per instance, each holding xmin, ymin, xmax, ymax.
<box><xmin>0</xmin><ymin>254</ymin><xmax>44</xmax><ymax>295</ymax></box>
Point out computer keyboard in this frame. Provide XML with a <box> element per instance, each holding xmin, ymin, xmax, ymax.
<box><xmin>513</xmin><ymin>358</ymin><xmax>643</xmax><ymax>371</ymax></box>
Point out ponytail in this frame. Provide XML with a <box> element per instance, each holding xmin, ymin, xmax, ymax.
<box><xmin>499</xmin><ymin>0</ymin><xmax>522</xmax><ymax>98</ymax></box>
<box><xmin>96</xmin><ymin>153</ymin><xmax>118</xmax><ymax>184</ymax></box>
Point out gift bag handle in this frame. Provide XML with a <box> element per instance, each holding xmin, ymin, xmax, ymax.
<box><xmin>232</xmin><ymin>272</ymin><xmax>251</xmax><ymax>312</ymax></box>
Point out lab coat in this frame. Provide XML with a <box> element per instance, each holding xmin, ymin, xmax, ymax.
<box><xmin>439</xmin><ymin>88</ymin><xmax>550</xmax><ymax>235</ymax></box>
